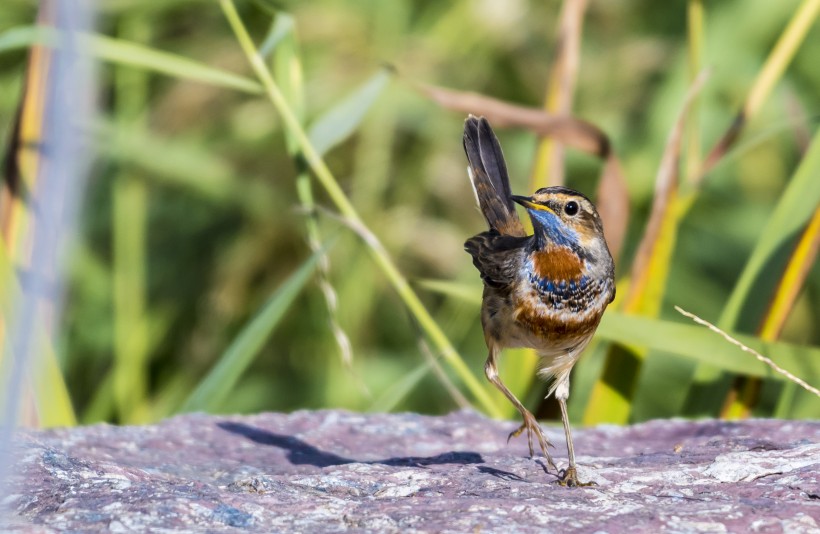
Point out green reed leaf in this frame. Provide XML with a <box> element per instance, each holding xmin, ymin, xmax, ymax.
<box><xmin>180</xmin><ymin>244</ymin><xmax>328</xmax><ymax>413</ymax></box>
<box><xmin>0</xmin><ymin>26</ymin><xmax>263</xmax><ymax>94</ymax></box>
<box><xmin>307</xmin><ymin>69</ymin><xmax>392</xmax><ymax>156</ymax></box>
<box><xmin>416</xmin><ymin>279</ymin><xmax>481</xmax><ymax>306</ymax></box>
<box><xmin>597</xmin><ymin>312</ymin><xmax>820</xmax><ymax>384</ymax></box>
<box><xmin>368</xmin><ymin>361</ymin><xmax>432</xmax><ymax>413</ymax></box>
<box><xmin>718</xmin><ymin>130</ymin><xmax>820</xmax><ymax>330</ymax></box>
<box><xmin>260</xmin><ymin>13</ymin><xmax>295</xmax><ymax>58</ymax></box>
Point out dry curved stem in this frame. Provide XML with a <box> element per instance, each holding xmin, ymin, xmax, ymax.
<box><xmin>699</xmin><ymin>0</ymin><xmax>820</xmax><ymax>182</ymax></box>
<box><xmin>622</xmin><ymin>69</ymin><xmax>709</xmax><ymax>311</ymax></box>
<box><xmin>675</xmin><ymin>306</ymin><xmax>820</xmax><ymax>399</ymax></box>
<box><xmin>531</xmin><ymin>0</ymin><xmax>588</xmax><ymax>188</ymax></box>
<box><xmin>415</xmin><ymin>81</ymin><xmax>629</xmax><ymax>262</ymax></box>
<box><xmin>418</xmin><ymin>82</ymin><xmax>610</xmax><ymax>157</ymax></box>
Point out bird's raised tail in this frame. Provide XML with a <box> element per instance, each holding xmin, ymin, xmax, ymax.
<box><xmin>463</xmin><ymin>116</ymin><xmax>525</xmax><ymax>237</ymax></box>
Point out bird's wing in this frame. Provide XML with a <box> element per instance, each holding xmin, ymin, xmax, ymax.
<box><xmin>463</xmin><ymin>116</ymin><xmax>526</xmax><ymax>237</ymax></box>
<box><xmin>464</xmin><ymin>231</ymin><xmax>529</xmax><ymax>289</ymax></box>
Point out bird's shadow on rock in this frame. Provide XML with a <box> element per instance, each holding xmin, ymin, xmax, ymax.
<box><xmin>217</xmin><ymin>421</ymin><xmax>523</xmax><ymax>478</ymax></box>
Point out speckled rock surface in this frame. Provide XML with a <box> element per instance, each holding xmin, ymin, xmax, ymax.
<box><xmin>2</xmin><ymin>411</ymin><xmax>819</xmax><ymax>532</ymax></box>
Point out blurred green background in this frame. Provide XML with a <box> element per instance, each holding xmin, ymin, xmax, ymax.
<box><xmin>0</xmin><ymin>0</ymin><xmax>818</xmax><ymax>427</ymax></box>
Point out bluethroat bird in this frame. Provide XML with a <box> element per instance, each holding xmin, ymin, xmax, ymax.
<box><xmin>463</xmin><ymin>116</ymin><xmax>615</xmax><ymax>486</ymax></box>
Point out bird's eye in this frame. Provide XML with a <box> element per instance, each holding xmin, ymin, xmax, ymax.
<box><xmin>564</xmin><ymin>201</ymin><xmax>579</xmax><ymax>216</ymax></box>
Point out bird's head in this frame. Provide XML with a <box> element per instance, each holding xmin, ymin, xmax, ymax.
<box><xmin>511</xmin><ymin>186</ymin><xmax>611</xmax><ymax>264</ymax></box>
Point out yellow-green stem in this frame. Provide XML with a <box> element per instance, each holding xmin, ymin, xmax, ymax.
<box><xmin>744</xmin><ymin>0</ymin><xmax>820</xmax><ymax>118</ymax></box>
<box><xmin>218</xmin><ymin>0</ymin><xmax>501</xmax><ymax>417</ymax></box>
<box><xmin>685</xmin><ymin>0</ymin><xmax>703</xmax><ymax>185</ymax></box>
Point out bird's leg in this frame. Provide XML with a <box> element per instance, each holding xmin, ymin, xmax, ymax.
<box><xmin>556</xmin><ymin>397</ymin><xmax>595</xmax><ymax>487</ymax></box>
<box><xmin>485</xmin><ymin>347</ymin><xmax>556</xmax><ymax>471</ymax></box>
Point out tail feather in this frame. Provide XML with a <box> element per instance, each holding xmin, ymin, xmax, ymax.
<box><xmin>463</xmin><ymin>116</ymin><xmax>525</xmax><ymax>237</ymax></box>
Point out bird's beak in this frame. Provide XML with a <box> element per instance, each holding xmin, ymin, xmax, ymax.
<box><xmin>511</xmin><ymin>195</ymin><xmax>556</xmax><ymax>215</ymax></box>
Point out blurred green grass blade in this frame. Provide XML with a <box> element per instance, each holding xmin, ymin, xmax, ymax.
<box><xmin>278</xmin><ymin>16</ymin><xmax>313</xmax><ymax>156</ymax></box>
<box><xmin>180</xmin><ymin>244</ymin><xmax>328</xmax><ymax>413</ymax></box>
<box><xmin>0</xmin><ymin>26</ymin><xmax>263</xmax><ymax>94</ymax></box>
<box><xmin>0</xmin><ymin>25</ymin><xmax>57</xmax><ymax>51</ymax></box>
<box><xmin>416</xmin><ymin>279</ymin><xmax>481</xmax><ymax>306</ymax></box>
<box><xmin>687</xmin><ymin>130</ymin><xmax>820</xmax><ymax>413</ymax></box>
<box><xmin>702</xmin><ymin>0</ymin><xmax>820</xmax><ymax>177</ymax></box>
<box><xmin>0</xmin><ymin>237</ymin><xmax>76</xmax><ymax>427</ymax></box>
<box><xmin>80</xmin><ymin>370</ymin><xmax>114</xmax><ymax>424</ymax></box>
<box><xmin>29</xmin><ymin>342</ymin><xmax>76</xmax><ymax>427</ymax></box>
<box><xmin>718</xmin><ymin>129</ymin><xmax>820</xmax><ymax>330</ymax></box>
<box><xmin>741</xmin><ymin>0</ymin><xmax>820</xmax><ymax>123</ymax></box>
<box><xmin>94</xmin><ymin>119</ymin><xmax>272</xmax><ymax>218</ymax></box>
<box><xmin>724</xmin><ymin>206</ymin><xmax>820</xmax><ymax>417</ymax></box>
<box><xmin>275</xmin><ymin>18</ymin><xmax>306</xmax><ymax>153</ymax></box>
<box><xmin>95</xmin><ymin>120</ymin><xmax>234</xmax><ymax>198</ymax></box>
<box><xmin>622</xmin><ymin>72</ymin><xmax>708</xmax><ymax>315</ymax></box>
<box><xmin>83</xmin><ymin>32</ymin><xmax>263</xmax><ymax>94</ymax></box>
<box><xmin>260</xmin><ymin>13</ymin><xmax>294</xmax><ymax>58</ymax></box>
<box><xmin>112</xmin><ymin>175</ymin><xmax>150</xmax><ymax>423</ymax></box>
<box><xmin>685</xmin><ymin>0</ymin><xmax>704</xmax><ymax>184</ymax></box>
<box><xmin>251</xmin><ymin>0</ymin><xmax>280</xmax><ymax>16</ymax></box>
<box><xmin>774</xmin><ymin>382</ymin><xmax>798</xmax><ymax>418</ymax></box>
<box><xmin>307</xmin><ymin>69</ymin><xmax>391</xmax><ymax>156</ymax></box>
<box><xmin>596</xmin><ymin>312</ymin><xmax>820</xmax><ymax>382</ymax></box>
<box><xmin>369</xmin><ymin>361</ymin><xmax>431</xmax><ymax>413</ymax></box>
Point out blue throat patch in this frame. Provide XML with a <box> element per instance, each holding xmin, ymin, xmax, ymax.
<box><xmin>528</xmin><ymin>208</ymin><xmax>578</xmax><ymax>249</ymax></box>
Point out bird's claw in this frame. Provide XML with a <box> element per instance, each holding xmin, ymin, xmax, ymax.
<box><xmin>556</xmin><ymin>466</ymin><xmax>596</xmax><ymax>488</ymax></box>
<box><xmin>507</xmin><ymin>413</ymin><xmax>556</xmax><ymax>471</ymax></box>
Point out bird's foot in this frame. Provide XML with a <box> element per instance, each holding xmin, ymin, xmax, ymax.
<box><xmin>507</xmin><ymin>412</ymin><xmax>556</xmax><ymax>471</ymax></box>
<box><xmin>556</xmin><ymin>466</ymin><xmax>596</xmax><ymax>487</ymax></box>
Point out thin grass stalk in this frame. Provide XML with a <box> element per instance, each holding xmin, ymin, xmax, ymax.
<box><xmin>676</xmin><ymin>307</ymin><xmax>820</xmax><ymax>399</ymax></box>
<box><xmin>112</xmin><ymin>176</ymin><xmax>149</xmax><ymax>422</ymax></box>
<box><xmin>218</xmin><ymin>0</ymin><xmax>501</xmax><ymax>417</ymax></box>
<box><xmin>111</xmin><ymin>14</ymin><xmax>151</xmax><ymax>424</ymax></box>
<box><xmin>273</xmin><ymin>20</ymin><xmax>361</xmax><ymax>393</ymax></box>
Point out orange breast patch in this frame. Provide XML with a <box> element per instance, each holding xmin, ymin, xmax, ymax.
<box><xmin>530</xmin><ymin>247</ymin><xmax>584</xmax><ymax>282</ymax></box>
